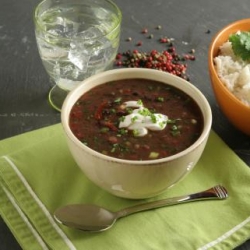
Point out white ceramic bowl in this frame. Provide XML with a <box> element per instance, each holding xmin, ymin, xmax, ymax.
<box><xmin>61</xmin><ymin>68</ymin><xmax>212</xmax><ymax>199</ymax></box>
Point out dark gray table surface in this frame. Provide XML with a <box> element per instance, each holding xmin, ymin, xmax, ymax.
<box><xmin>0</xmin><ymin>0</ymin><xmax>249</xmax><ymax>249</ymax></box>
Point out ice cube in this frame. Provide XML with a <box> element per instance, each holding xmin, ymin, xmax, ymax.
<box><xmin>68</xmin><ymin>42</ymin><xmax>90</xmax><ymax>71</ymax></box>
<box><xmin>68</xmin><ymin>26</ymin><xmax>111</xmax><ymax>70</ymax></box>
<box><xmin>76</xmin><ymin>26</ymin><xmax>104</xmax><ymax>39</ymax></box>
<box><xmin>45</xmin><ymin>15</ymin><xmax>80</xmax><ymax>38</ymax></box>
<box><xmin>37</xmin><ymin>37</ymin><xmax>68</xmax><ymax>59</ymax></box>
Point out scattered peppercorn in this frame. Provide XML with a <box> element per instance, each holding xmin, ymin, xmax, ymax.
<box><xmin>168</xmin><ymin>41</ymin><xmax>174</xmax><ymax>47</ymax></box>
<box><xmin>115</xmin><ymin>60</ymin><xmax>123</xmax><ymax>66</ymax></box>
<box><xmin>126</xmin><ymin>37</ymin><xmax>132</xmax><ymax>42</ymax></box>
<box><xmin>116</xmin><ymin>53</ymin><xmax>122</xmax><ymax>60</ymax></box>
<box><xmin>115</xmin><ymin>26</ymin><xmax>196</xmax><ymax>81</ymax></box>
<box><xmin>160</xmin><ymin>37</ymin><xmax>169</xmax><ymax>43</ymax></box>
<box><xmin>136</xmin><ymin>41</ymin><xmax>143</xmax><ymax>46</ymax></box>
<box><xmin>156</xmin><ymin>25</ymin><xmax>162</xmax><ymax>30</ymax></box>
<box><xmin>168</xmin><ymin>46</ymin><xmax>175</xmax><ymax>53</ymax></box>
<box><xmin>115</xmin><ymin>49</ymin><xmax>193</xmax><ymax>80</ymax></box>
<box><xmin>205</xmin><ymin>29</ymin><xmax>211</xmax><ymax>34</ymax></box>
<box><xmin>189</xmin><ymin>55</ymin><xmax>195</xmax><ymax>61</ymax></box>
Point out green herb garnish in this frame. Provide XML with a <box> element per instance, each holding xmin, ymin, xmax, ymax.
<box><xmin>159</xmin><ymin>121</ymin><xmax>167</xmax><ymax>128</ymax></box>
<box><xmin>229</xmin><ymin>31</ymin><xmax>250</xmax><ymax>61</ymax></box>
<box><xmin>150</xmin><ymin>114</ymin><xmax>157</xmax><ymax>123</ymax></box>
<box><xmin>133</xmin><ymin>129</ymin><xmax>140</xmax><ymax>136</ymax></box>
<box><xmin>114</xmin><ymin>97</ymin><xmax>122</xmax><ymax>103</ymax></box>
<box><xmin>118</xmin><ymin>128</ymin><xmax>128</xmax><ymax>135</ymax></box>
<box><xmin>131</xmin><ymin>116</ymin><xmax>139</xmax><ymax>122</ymax></box>
<box><xmin>172</xmin><ymin>125</ymin><xmax>178</xmax><ymax>131</ymax></box>
<box><xmin>100</xmin><ymin>127</ymin><xmax>109</xmax><ymax>133</ymax></box>
<box><xmin>111</xmin><ymin>144</ymin><xmax>119</xmax><ymax>153</ymax></box>
<box><xmin>137</xmin><ymin>99</ymin><xmax>143</xmax><ymax>106</ymax></box>
<box><xmin>138</xmin><ymin>108</ymin><xmax>151</xmax><ymax>116</ymax></box>
<box><xmin>119</xmin><ymin>116</ymin><xmax>125</xmax><ymax>122</ymax></box>
<box><xmin>126</xmin><ymin>107</ymin><xmax>133</xmax><ymax>114</ymax></box>
<box><xmin>171</xmin><ymin>130</ymin><xmax>180</xmax><ymax>136</ymax></box>
<box><xmin>149</xmin><ymin>152</ymin><xmax>159</xmax><ymax>159</ymax></box>
<box><xmin>156</xmin><ymin>97</ymin><xmax>164</xmax><ymax>102</ymax></box>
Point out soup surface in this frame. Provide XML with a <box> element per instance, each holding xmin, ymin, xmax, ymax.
<box><xmin>69</xmin><ymin>78</ymin><xmax>203</xmax><ymax>160</ymax></box>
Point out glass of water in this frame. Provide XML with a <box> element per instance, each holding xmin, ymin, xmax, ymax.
<box><xmin>34</xmin><ymin>0</ymin><xmax>122</xmax><ymax>111</ymax></box>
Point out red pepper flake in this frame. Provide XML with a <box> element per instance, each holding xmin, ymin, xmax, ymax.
<box><xmin>94</xmin><ymin>101</ymin><xmax>108</xmax><ymax>120</ymax></box>
<box><xmin>141</xmin><ymin>28</ymin><xmax>148</xmax><ymax>34</ymax></box>
<box><xmin>101</xmin><ymin>121</ymin><xmax>118</xmax><ymax>131</ymax></box>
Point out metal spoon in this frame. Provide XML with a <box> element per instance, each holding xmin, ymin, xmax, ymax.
<box><xmin>54</xmin><ymin>185</ymin><xmax>228</xmax><ymax>232</ymax></box>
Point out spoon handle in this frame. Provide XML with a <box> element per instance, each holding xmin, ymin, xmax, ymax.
<box><xmin>117</xmin><ymin>185</ymin><xmax>228</xmax><ymax>218</ymax></box>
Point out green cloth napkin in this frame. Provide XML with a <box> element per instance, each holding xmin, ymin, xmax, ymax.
<box><xmin>0</xmin><ymin>124</ymin><xmax>249</xmax><ymax>250</ymax></box>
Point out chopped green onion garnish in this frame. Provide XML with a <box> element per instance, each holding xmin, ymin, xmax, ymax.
<box><xmin>138</xmin><ymin>108</ymin><xmax>151</xmax><ymax>116</ymax></box>
<box><xmin>157</xmin><ymin>97</ymin><xmax>164</xmax><ymax>102</ymax></box>
<box><xmin>118</xmin><ymin>128</ymin><xmax>128</xmax><ymax>135</ymax></box>
<box><xmin>100</xmin><ymin>127</ymin><xmax>109</xmax><ymax>133</ymax></box>
<box><xmin>131</xmin><ymin>116</ymin><xmax>139</xmax><ymax>122</ymax></box>
<box><xmin>137</xmin><ymin>99</ymin><xmax>143</xmax><ymax>105</ymax></box>
<box><xmin>149</xmin><ymin>152</ymin><xmax>159</xmax><ymax>159</ymax></box>
<box><xmin>171</xmin><ymin>130</ymin><xmax>180</xmax><ymax>136</ymax></box>
<box><xmin>172</xmin><ymin>125</ymin><xmax>178</xmax><ymax>131</ymax></box>
<box><xmin>119</xmin><ymin>116</ymin><xmax>125</xmax><ymax>122</ymax></box>
<box><xmin>114</xmin><ymin>97</ymin><xmax>122</xmax><ymax>103</ymax></box>
<box><xmin>133</xmin><ymin>129</ymin><xmax>140</xmax><ymax>136</ymax></box>
<box><xmin>150</xmin><ymin>114</ymin><xmax>157</xmax><ymax>123</ymax></box>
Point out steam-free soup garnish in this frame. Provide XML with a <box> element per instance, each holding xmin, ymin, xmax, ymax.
<box><xmin>69</xmin><ymin>79</ymin><xmax>203</xmax><ymax>160</ymax></box>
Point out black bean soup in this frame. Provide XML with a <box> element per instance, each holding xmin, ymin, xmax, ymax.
<box><xmin>69</xmin><ymin>78</ymin><xmax>203</xmax><ymax>161</ymax></box>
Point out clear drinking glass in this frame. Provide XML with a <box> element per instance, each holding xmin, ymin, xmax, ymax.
<box><xmin>34</xmin><ymin>0</ymin><xmax>122</xmax><ymax>111</ymax></box>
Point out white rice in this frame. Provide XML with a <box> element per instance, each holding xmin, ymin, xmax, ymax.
<box><xmin>214</xmin><ymin>41</ymin><xmax>250</xmax><ymax>107</ymax></box>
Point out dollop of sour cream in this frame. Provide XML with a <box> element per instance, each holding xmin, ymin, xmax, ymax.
<box><xmin>119</xmin><ymin>100</ymin><xmax>168</xmax><ymax>136</ymax></box>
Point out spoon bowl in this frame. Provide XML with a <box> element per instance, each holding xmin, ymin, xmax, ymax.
<box><xmin>54</xmin><ymin>185</ymin><xmax>228</xmax><ymax>232</ymax></box>
<box><xmin>54</xmin><ymin>204</ymin><xmax>117</xmax><ymax>231</ymax></box>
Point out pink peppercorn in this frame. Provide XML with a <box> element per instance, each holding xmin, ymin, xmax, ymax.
<box><xmin>168</xmin><ymin>47</ymin><xmax>175</xmax><ymax>53</ymax></box>
<box><xmin>116</xmin><ymin>53</ymin><xmax>122</xmax><ymax>60</ymax></box>
<box><xmin>160</xmin><ymin>38</ymin><xmax>168</xmax><ymax>43</ymax></box>
<box><xmin>115</xmin><ymin>61</ymin><xmax>123</xmax><ymax>66</ymax></box>
<box><xmin>136</xmin><ymin>41</ymin><xmax>143</xmax><ymax>46</ymax></box>
<box><xmin>189</xmin><ymin>55</ymin><xmax>196</xmax><ymax>60</ymax></box>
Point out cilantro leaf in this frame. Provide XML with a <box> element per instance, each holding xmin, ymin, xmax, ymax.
<box><xmin>229</xmin><ymin>31</ymin><xmax>250</xmax><ymax>61</ymax></box>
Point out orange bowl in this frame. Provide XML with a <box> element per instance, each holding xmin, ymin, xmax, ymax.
<box><xmin>208</xmin><ymin>19</ymin><xmax>250</xmax><ymax>136</ymax></box>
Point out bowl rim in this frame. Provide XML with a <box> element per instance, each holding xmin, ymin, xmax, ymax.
<box><xmin>208</xmin><ymin>18</ymin><xmax>250</xmax><ymax>111</ymax></box>
<box><xmin>61</xmin><ymin>68</ymin><xmax>212</xmax><ymax>165</ymax></box>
